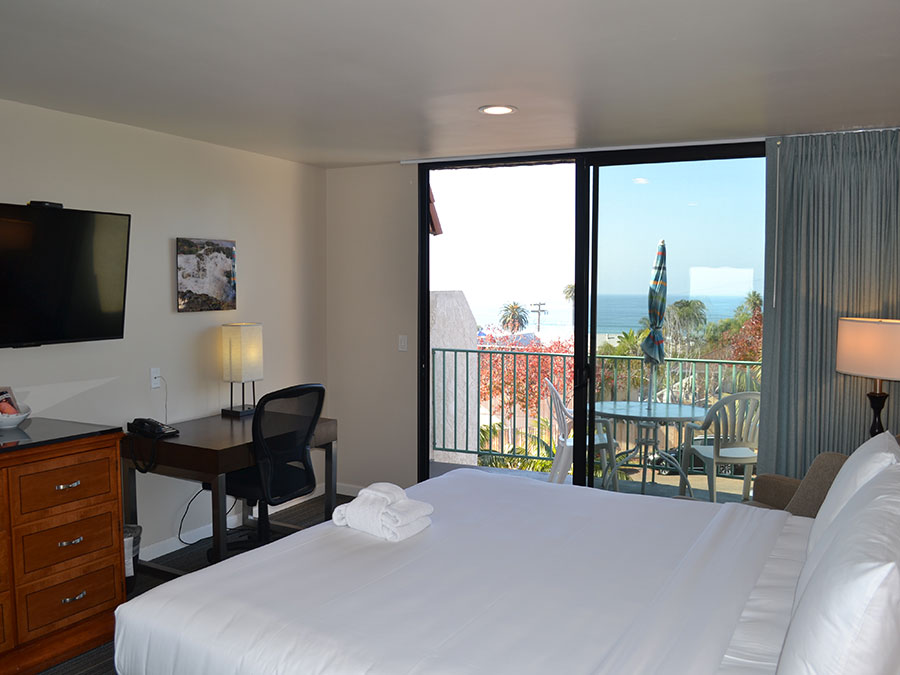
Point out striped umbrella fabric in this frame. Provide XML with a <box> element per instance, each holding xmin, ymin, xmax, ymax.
<box><xmin>640</xmin><ymin>239</ymin><xmax>667</xmax><ymax>365</ymax></box>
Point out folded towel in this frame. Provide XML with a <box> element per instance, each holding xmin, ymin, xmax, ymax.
<box><xmin>382</xmin><ymin>498</ymin><xmax>433</xmax><ymax>527</ymax></box>
<box><xmin>332</xmin><ymin>493</ymin><xmax>385</xmax><ymax>536</ymax></box>
<box><xmin>358</xmin><ymin>482</ymin><xmax>407</xmax><ymax>504</ymax></box>
<box><xmin>383</xmin><ymin>516</ymin><xmax>431</xmax><ymax>542</ymax></box>
<box><xmin>333</xmin><ymin>483</ymin><xmax>433</xmax><ymax>542</ymax></box>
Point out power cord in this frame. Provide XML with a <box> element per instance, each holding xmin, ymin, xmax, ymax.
<box><xmin>177</xmin><ymin>488</ymin><xmax>237</xmax><ymax>545</ymax></box>
<box><xmin>159</xmin><ymin>374</ymin><xmax>169</xmax><ymax>423</ymax></box>
<box><xmin>127</xmin><ymin>434</ymin><xmax>158</xmax><ymax>473</ymax></box>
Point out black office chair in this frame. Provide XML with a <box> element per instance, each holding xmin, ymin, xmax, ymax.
<box><xmin>207</xmin><ymin>383</ymin><xmax>325</xmax><ymax>557</ymax></box>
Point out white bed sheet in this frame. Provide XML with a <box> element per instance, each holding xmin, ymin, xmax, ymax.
<box><xmin>115</xmin><ymin>469</ymin><xmax>797</xmax><ymax>675</ymax></box>
<box><xmin>718</xmin><ymin>515</ymin><xmax>812</xmax><ymax>674</ymax></box>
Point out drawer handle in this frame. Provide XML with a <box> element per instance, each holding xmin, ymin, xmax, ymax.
<box><xmin>58</xmin><ymin>535</ymin><xmax>84</xmax><ymax>548</ymax></box>
<box><xmin>54</xmin><ymin>480</ymin><xmax>82</xmax><ymax>491</ymax></box>
<box><xmin>61</xmin><ymin>590</ymin><xmax>87</xmax><ymax>605</ymax></box>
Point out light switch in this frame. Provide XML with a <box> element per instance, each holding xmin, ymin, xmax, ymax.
<box><xmin>398</xmin><ymin>335</ymin><xmax>408</xmax><ymax>352</ymax></box>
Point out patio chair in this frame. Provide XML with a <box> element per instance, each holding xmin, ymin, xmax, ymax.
<box><xmin>545</xmin><ymin>379</ymin><xmax>617</xmax><ymax>486</ymax></box>
<box><xmin>680</xmin><ymin>391</ymin><xmax>761</xmax><ymax>502</ymax></box>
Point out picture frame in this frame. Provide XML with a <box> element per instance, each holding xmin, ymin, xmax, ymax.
<box><xmin>176</xmin><ymin>237</ymin><xmax>237</xmax><ymax>312</ymax></box>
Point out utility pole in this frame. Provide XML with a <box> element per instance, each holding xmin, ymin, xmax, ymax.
<box><xmin>530</xmin><ymin>302</ymin><xmax>548</xmax><ymax>332</ymax></box>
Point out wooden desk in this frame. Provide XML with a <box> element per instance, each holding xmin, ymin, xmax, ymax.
<box><xmin>120</xmin><ymin>414</ymin><xmax>337</xmax><ymax>567</ymax></box>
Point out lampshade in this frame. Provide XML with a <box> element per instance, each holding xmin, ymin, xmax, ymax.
<box><xmin>221</xmin><ymin>323</ymin><xmax>263</xmax><ymax>383</ymax></box>
<box><xmin>836</xmin><ymin>317</ymin><xmax>900</xmax><ymax>381</ymax></box>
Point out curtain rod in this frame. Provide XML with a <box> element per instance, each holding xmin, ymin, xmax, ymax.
<box><xmin>400</xmin><ymin>136</ymin><xmax>764</xmax><ymax>165</ymax></box>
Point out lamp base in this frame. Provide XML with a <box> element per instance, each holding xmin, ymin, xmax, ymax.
<box><xmin>867</xmin><ymin>391</ymin><xmax>888</xmax><ymax>437</ymax></box>
<box><xmin>221</xmin><ymin>404</ymin><xmax>255</xmax><ymax>418</ymax></box>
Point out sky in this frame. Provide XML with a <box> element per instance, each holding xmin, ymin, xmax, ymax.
<box><xmin>429</xmin><ymin>158</ymin><xmax>765</xmax><ymax>328</ymax></box>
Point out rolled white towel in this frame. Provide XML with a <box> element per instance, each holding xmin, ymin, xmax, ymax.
<box><xmin>382</xmin><ymin>499</ymin><xmax>434</xmax><ymax>527</ymax></box>
<box><xmin>332</xmin><ymin>493</ymin><xmax>388</xmax><ymax>538</ymax></box>
<box><xmin>358</xmin><ymin>482</ymin><xmax>407</xmax><ymax>505</ymax></box>
<box><xmin>382</xmin><ymin>516</ymin><xmax>431</xmax><ymax>542</ymax></box>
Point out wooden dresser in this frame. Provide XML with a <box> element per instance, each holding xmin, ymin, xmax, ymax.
<box><xmin>0</xmin><ymin>418</ymin><xmax>124</xmax><ymax>674</ymax></box>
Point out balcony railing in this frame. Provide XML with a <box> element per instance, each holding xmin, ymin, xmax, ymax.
<box><xmin>431</xmin><ymin>347</ymin><xmax>761</xmax><ymax>476</ymax></box>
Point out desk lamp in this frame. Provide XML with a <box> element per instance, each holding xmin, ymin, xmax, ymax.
<box><xmin>221</xmin><ymin>322</ymin><xmax>263</xmax><ymax>418</ymax></box>
<box><xmin>836</xmin><ymin>317</ymin><xmax>900</xmax><ymax>437</ymax></box>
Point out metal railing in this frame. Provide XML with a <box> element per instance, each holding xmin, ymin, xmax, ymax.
<box><xmin>431</xmin><ymin>347</ymin><xmax>761</xmax><ymax>476</ymax></box>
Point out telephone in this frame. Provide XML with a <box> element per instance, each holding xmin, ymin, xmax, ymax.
<box><xmin>128</xmin><ymin>417</ymin><xmax>179</xmax><ymax>439</ymax></box>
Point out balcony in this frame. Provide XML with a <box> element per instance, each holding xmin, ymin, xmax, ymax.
<box><xmin>431</xmin><ymin>346</ymin><xmax>761</xmax><ymax>499</ymax></box>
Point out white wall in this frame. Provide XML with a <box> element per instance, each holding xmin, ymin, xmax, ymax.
<box><xmin>326</xmin><ymin>164</ymin><xmax>419</xmax><ymax>492</ymax></box>
<box><xmin>0</xmin><ymin>99</ymin><xmax>327</xmax><ymax>549</ymax></box>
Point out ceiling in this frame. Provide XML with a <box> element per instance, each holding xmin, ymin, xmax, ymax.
<box><xmin>2</xmin><ymin>0</ymin><xmax>899</xmax><ymax>167</ymax></box>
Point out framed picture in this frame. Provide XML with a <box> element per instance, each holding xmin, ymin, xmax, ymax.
<box><xmin>0</xmin><ymin>387</ymin><xmax>19</xmax><ymax>414</ymax></box>
<box><xmin>176</xmin><ymin>238</ymin><xmax>237</xmax><ymax>312</ymax></box>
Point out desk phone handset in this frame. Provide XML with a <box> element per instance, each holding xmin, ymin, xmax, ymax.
<box><xmin>128</xmin><ymin>417</ymin><xmax>179</xmax><ymax>439</ymax></box>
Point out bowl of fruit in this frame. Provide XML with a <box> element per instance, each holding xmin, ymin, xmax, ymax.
<box><xmin>0</xmin><ymin>399</ymin><xmax>30</xmax><ymax>429</ymax></box>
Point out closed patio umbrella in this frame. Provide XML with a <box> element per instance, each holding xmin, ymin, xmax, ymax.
<box><xmin>640</xmin><ymin>240</ymin><xmax>667</xmax><ymax>401</ymax></box>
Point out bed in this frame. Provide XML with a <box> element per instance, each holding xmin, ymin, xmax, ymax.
<box><xmin>114</xmin><ymin>432</ymin><xmax>900</xmax><ymax>675</ymax></box>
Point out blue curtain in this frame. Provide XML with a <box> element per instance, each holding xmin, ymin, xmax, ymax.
<box><xmin>760</xmin><ymin>130</ymin><xmax>900</xmax><ymax>477</ymax></box>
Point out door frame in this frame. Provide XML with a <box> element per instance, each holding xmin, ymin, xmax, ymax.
<box><xmin>418</xmin><ymin>142</ymin><xmax>765</xmax><ymax>484</ymax></box>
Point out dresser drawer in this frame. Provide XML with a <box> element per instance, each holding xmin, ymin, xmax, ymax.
<box><xmin>13</xmin><ymin>504</ymin><xmax>118</xmax><ymax>583</ymax></box>
<box><xmin>17</xmin><ymin>558</ymin><xmax>121</xmax><ymax>642</ymax></box>
<box><xmin>9</xmin><ymin>447</ymin><xmax>117</xmax><ymax>524</ymax></box>
<box><xmin>0</xmin><ymin>591</ymin><xmax>12</xmax><ymax>654</ymax></box>
<box><xmin>0</xmin><ymin>538</ymin><xmax>9</xmax><ymax>594</ymax></box>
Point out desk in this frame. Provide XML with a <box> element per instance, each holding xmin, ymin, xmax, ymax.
<box><xmin>121</xmin><ymin>414</ymin><xmax>337</xmax><ymax>568</ymax></box>
<box><xmin>594</xmin><ymin>401</ymin><xmax>706</xmax><ymax>494</ymax></box>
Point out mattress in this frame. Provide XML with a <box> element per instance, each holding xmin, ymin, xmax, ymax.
<box><xmin>115</xmin><ymin>469</ymin><xmax>803</xmax><ymax>675</ymax></box>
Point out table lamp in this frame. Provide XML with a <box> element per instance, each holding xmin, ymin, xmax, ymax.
<box><xmin>835</xmin><ymin>317</ymin><xmax>900</xmax><ymax>436</ymax></box>
<box><xmin>221</xmin><ymin>322</ymin><xmax>263</xmax><ymax>418</ymax></box>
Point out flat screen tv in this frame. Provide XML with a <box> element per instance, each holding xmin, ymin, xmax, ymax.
<box><xmin>0</xmin><ymin>202</ymin><xmax>130</xmax><ymax>348</ymax></box>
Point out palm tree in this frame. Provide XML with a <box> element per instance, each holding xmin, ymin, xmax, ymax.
<box><xmin>615</xmin><ymin>329</ymin><xmax>643</xmax><ymax>356</ymax></box>
<box><xmin>734</xmin><ymin>290</ymin><xmax>763</xmax><ymax>322</ymax></box>
<box><xmin>499</xmin><ymin>302</ymin><xmax>529</xmax><ymax>333</ymax></box>
<box><xmin>667</xmin><ymin>299</ymin><xmax>707</xmax><ymax>357</ymax></box>
<box><xmin>563</xmin><ymin>284</ymin><xmax>575</xmax><ymax>302</ymax></box>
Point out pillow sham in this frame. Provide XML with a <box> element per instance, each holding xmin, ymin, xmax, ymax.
<box><xmin>778</xmin><ymin>464</ymin><xmax>900</xmax><ymax>675</ymax></box>
<box><xmin>806</xmin><ymin>430</ymin><xmax>900</xmax><ymax>555</ymax></box>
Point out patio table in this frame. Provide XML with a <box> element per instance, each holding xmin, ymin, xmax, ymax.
<box><xmin>594</xmin><ymin>401</ymin><xmax>708</xmax><ymax>496</ymax></box>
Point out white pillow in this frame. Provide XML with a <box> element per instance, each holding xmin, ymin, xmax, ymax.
<box><xmin>777</xmin><ymin>464</ymin><xmax>900</xmax><ymax>675</ymax></box>
<box><xmin>807</xmin><ymin>430</ymin><xmax>900</xmax><ymax>555</ymax></box>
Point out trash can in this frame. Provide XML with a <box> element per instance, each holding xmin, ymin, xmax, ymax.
<box><xmin>124</xmin><ymin>524</ymin><xmax>142</xmax><ymax>593</ymax></box>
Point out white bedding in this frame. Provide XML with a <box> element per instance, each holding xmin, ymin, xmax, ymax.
<box><xmin>115</xmin><ymin>469</ymin><xmax>803</xmax><ymax>675</ymax></box>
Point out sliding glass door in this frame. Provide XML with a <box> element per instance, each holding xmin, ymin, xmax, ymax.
<box><xmin>575</xmin><ymin>146</ymin><xmax>765</xmax><ymax>496</ymax></box>
<box><xmin>420</xmin><ymin>144</ymin><xmax>765</xmax><ymax>497</ymax></box>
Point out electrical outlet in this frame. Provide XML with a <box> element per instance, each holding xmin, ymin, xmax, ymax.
<box><xmin>150</xmin><ymin>367</ymin><xmax>161</xmax><ymax>389</ymax></box>
<box><xmin>398</xmin><ymin>335</ymin><xmax>408</xmax><ymax>352</ymax></box>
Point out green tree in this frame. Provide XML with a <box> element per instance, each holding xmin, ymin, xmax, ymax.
<box><xmin>499</xmin><ymin>302</ymin><xmax>529</xmax><ymax>333</ymax></box>
<box><xmin>666</xmin><ymin>299</ymin><xmax>707</xmax><ymax>357</ymax></box>
<box><xmin>614</xmin><ymin>329</ymin><xmax>645</xmax><ymax>356</ymax></box>
<box><xmin>734</xmin><ymin>291</ymin><xmax>763</xmax><ymax>323</ymax></box>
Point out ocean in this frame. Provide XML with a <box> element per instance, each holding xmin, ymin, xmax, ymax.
<box><xmin>473</xmin><ymin>294</ymin><xmax>746</xmax><ymax>336</ymax></box>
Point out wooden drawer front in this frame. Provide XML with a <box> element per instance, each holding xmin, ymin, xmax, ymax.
<box><xmin>18</xmin><ymin>559</ymin><xmax>121</xmax><ymax>642</ymax></box>
<box><xmin>0</xmin><ymin>591</ymin><xmax>12</xmax><ymax>654</ymax></box>
<box><xmin>0</xmin><ymin>470</ymin><xmax>8</xmax><ymax>533</ymax></box>
<box><xmin>10</xmin><ymin>448</ymin><xmax>115</xmax><ymax>523</ymax></box>
<box><xmin>0</xmin><ymin>538</ymin><xmax>9</xmax><ymax>594</ymax></box>
<box><xmin>17</xmin><ymin>506</ymin><xmax>116</xmax><ymax>580</ymax></box>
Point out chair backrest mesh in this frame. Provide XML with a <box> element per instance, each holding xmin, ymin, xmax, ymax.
<box><xmin>252</xmin><ymin>383</ymin><xmax>325</xmax><ymax>505</ymax></box>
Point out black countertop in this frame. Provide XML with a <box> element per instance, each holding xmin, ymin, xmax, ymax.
<box><xmin>0</xmin><ymin>417</ymin><xmax>122</xmax><ymax>452</ymax></box>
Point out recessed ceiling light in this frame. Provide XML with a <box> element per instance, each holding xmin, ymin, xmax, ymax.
<box><xmin>478</xmin><ymin>105</ymin><xmax>518</xmax><ymax>116</ymax></box>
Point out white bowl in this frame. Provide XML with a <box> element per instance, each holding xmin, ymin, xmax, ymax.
<box><xmin>0</xmin><ymin>405</ymin><xmax>31</xmax><ymax>429</ymax></box>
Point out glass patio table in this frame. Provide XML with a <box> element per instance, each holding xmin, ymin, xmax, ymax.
<box><xmin>593</xmin><ymin>401</ymin><xmax>708</xmax><ymax>496</ymax></box>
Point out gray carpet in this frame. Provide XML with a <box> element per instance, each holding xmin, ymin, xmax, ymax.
<box><xmin>40</xmin><ymin>493</ymin><xmax>351</xmax><ymax>675</ymax></box>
